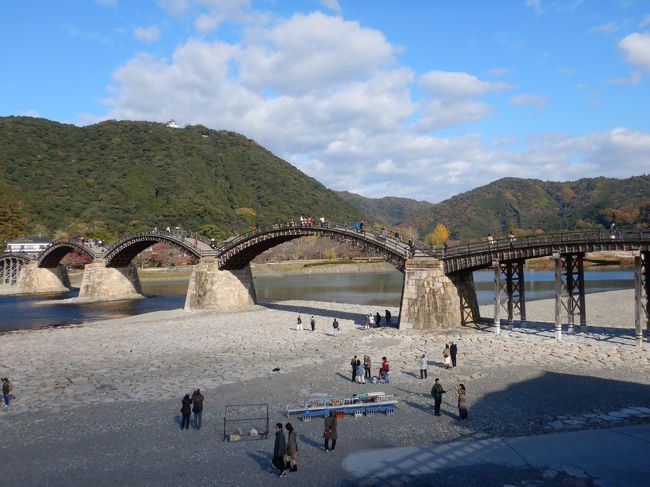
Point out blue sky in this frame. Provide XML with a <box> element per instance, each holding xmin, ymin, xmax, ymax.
<box><xmin>2</xmin><ymin>0</ymin><xmax>649</xmax><ymax>203</ymax></box>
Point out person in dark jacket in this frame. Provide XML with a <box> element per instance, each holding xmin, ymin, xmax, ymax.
<box><xmin>450</xmin><ymin>342</ymin><xmax>458</xmax><ymax>367</ymax></box>
<box><xmin>350</xmin><ymin>355</ymin><xmax>358</xmax><ymax>382</ymax></box>
<box><xmin>272</xmin><ymin>423</ymin><xmax>288</xmax><ymax>477</ymax></box>
<box><xmin>324</xmin><ymin>411</ymin><xmax>338</xmax><ymax>452</ymax></box>
<box><xmin>180</xmin><ymin>394</ymin><xmax>192</xmax><ymax>430</ymax></box>
<box><xmin>431</xmin><ymin>378</ymin><xmax>446</xmax><ymax>416</ymax></box>
<box><xmin>375</xmin><ymin>312</ymin><xmax>382</xmax><ymax>327</ymax></box>
<box><xmin>191</xmin><ymin>389</ymin><xmax>204</xmax><ymax>429</ymax></box>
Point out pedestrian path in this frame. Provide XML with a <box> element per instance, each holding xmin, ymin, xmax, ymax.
<box><xmin>342</xmin><ymin>424</ymin><xmax>650</xmax><ymax>486</ymax></box>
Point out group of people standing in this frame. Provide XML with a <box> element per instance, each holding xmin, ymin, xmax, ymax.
<box><xmin>364</xmin><ymin>310</ymin><xmax>392</xmax><ymax>329</ymax></box>
<box><xmin>430</xmin><ymin>379</ymin><xmax>468</xmax><ymax>419</ymax></box>
<box><xmin>350</xmin><ymin>355</ymin><xmax>390</xmax><ymax>384</ymax></box>
<box><xmin>179</xmin><ymin>389</ymin><xmax>204</xmax><ymax>430</ymax></box>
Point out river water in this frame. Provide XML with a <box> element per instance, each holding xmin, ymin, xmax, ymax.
<box><xmin>0</xmin><ymin>268</ymin><xmax>634</xmax><ymax>332</ymax></box>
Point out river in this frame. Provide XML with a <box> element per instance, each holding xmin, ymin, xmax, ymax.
<box><xmin>0</xmin><ymin>268</ymin><xmax>635</xmax><ymax>332</ymax></box>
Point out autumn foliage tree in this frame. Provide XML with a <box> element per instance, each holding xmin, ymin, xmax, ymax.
<box><xmin>425</xmin><ymin>223</ymin><xmax>449</xmax><ymax>246</ymax></box>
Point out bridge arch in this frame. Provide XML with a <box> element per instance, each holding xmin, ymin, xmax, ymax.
<box><xmin>37</xmin><ymin>239</ymin><xmax>96</xmax><ymax>268</ymax></box>
<box><xmin>103</xmin><ymin>231</ymin><xmax>206</xmax><ymax>268</ymax></box>
<box><xmin>215</xmin><ymin>224</ymin><xmax>409</xmax><ymax>271</ymax></box>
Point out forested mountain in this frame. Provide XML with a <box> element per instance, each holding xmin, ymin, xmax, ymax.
<box><xmin>2</xmin><ymin>116</ymin><xmax>648</xmax><ymax>248</ymax></box>
<box><xmin>0</xmin><ymin>117</ymin><xmax>361</xmax><ymax>244</ymax></box>
<box><xmin>343</xmin><ymin>176</ymin><xmax>650</xmax><ymax>240</ymax></box>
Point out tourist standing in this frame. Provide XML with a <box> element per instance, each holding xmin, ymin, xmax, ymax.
<box><xmin>431</xmin><ymin>378</ymin><xmax>446</xmax><ymax>416</ymax></box>
<box><xmin>350</xmin><ymin>355</ymin><xmax>358</xmax><ymax>382</ymax></box>
<box><xmin>332</xmin><ymin>318</ymin><xmax>339</xmax><ymax>336</ymax></box>
<box><xmin>385</xmin><ymin>310</ymin><xmax>392</xmax><ymax>326</ymax></box>
<box><xmin>191</xmin><ymin>389</ymin><xmax>204</xmax><ymax>429</ymax></box>
<box><xmin>380</xmin><ymin>357</ymin><xmax>390</xmax><ymax>384</ymax></box>
<box><xmin>456</xmin><ymin>384</ymin><xmax>468</xmax><ymax>419</ymax></box>
<box><xmin>180</xmin><ymin>394</ymin><xmax>192</xmax><ymax>430</ymax></box>
<box><xmin>2</xmin><ymin>377</ymin><xmax>12</xmax><ymax>407</ymax></box>
<box><xmin>273</xmin><ymin>423</ymin><xmax>288</xmax><ymax>477</ymax></box>
<box><xmin>324</xmin><ymin>411</ymin><xmax>338</xmax><ymax>452</ymax></box>
<box><xmin>419</xmin><ymin>354</ymin><xmax>428</xmax><ymax>379</ymax></box>
<box><xmin>296</xmin><ymin>315</ymin><xmax>303</xmax><ymax>331</ymax></box>
<box><xmin>310</xmin><ymin>316</ymin><xmax>316</xmax><ymax>331</ymax></box>
<box><xmin>450</xmin><ymin>342</ymin><xmax>458</xmax><ymax>367</ymax></box>
<box><xmin>364</xmin><ymin>355</ymin><xmax>372</xmax><ymax>379</ymax></box>
<box><xmin>443</xmin><ymin>344</ymin><xmax>451</xmax><ymax>369</ymax></box>
<box><xmin>375</xmin><ymin>312</ymin><xmax>382</xmax><ymax>327</ymax></box>
<box><xmin>285</xmin><ymin>422</ymin><xmax>299</xmax><ymax>472</ymax></box>
<box><xmin>355</xmin><ymin>359</ymin><xmax>365</xmax><ymax>383</ymax></box>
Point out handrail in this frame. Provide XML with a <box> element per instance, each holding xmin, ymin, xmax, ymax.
<box><xmin>438</xmin><ymin>228</ymin><xmax>649</xmax><ymax>259</ymax></box>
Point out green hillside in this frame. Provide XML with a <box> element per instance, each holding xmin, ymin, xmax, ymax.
<box><xmin>0</xmin><ymin>116</ymin><xmax>361</xmax><ymax>244</ymax></box>
<box><xmin>399</xmin><ymin>176</ymin><xmax>650</xmax><ymax>239</ymax></box>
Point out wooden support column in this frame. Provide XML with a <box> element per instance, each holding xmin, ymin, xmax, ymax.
<box><xmin>506</xmin><ymin>263</ymin><xmax>514</xmax><ymax>330</ymax></box>
<box><xmin>500</xmin><ymin>259</ymin><xmax>525</xmax><ymax>330</ymax></box>
<box><xmin>566</xmin><ymin>254</ymin><xmax>575</xmax><ymax>335</ymax></box>
<box><xmin>554</xmin><ymin>253</ymin><xmax>562</xmax><ymax>342</ymax></box>
<box><xmin>634</xmin><ymin>251</ymin><xmax>649</xmax><ymax>347</ymax></box>
<box><xmin>578</xmin><ymin>255</ymin><xmax>587</xmax><ymax>330</ymax></box>
<box><xmin>493</xmin><ymin>260</ymin><xmax>501</xmax><ymax>335</ymax></box>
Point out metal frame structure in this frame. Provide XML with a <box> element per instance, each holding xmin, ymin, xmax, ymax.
<box><xmin>223</xmin><ymin>403</ymin><xmax>269</xmax><ymax>442</ymax></box>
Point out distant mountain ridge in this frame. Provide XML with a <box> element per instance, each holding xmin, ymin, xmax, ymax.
<box><xmin>341</xmin><ymin>176</ymin><xmax>650</xmax><ymax>240</ymax></box>
<box><xmin>336</xmin><ymin>191</ymin><xmax>435</xmax><ymax>225</ymax></box>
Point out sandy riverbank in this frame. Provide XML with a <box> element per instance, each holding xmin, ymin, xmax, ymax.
<box><xmin>1</xmin><ymin>289</ymin><xmax>649</xmax><ymax>486</ymax></box>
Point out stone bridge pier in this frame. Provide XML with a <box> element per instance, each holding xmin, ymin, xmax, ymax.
<box><xmin>184</xmin><ymin>257</ymin><xmax>256</xmax><ymax>312</ymax></box>
<box><xmin>399</xmin><ymin>258</ymin><xmax>479</xmax><ymax>330</ymax></box>
<box><xmin>15</xmin><ymin>261</ymin><xmax>71</xmax><ymax>293</ymax></box>
<box><xmin>77</xmin><ymin>259</ymin><xmax>143</xmax><ymax>301</ymax></box>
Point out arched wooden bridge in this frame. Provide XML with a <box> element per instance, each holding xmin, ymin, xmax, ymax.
<box><xmin>3</xmin><ymin>223</ymin><xmax>649</xmax><ymax>345</ymax></box>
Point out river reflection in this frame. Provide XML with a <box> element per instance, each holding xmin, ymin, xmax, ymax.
<box><xmin>0</xmin><ymin>269</ymin><xmax>634</xmax><ymax>332</ymax></box>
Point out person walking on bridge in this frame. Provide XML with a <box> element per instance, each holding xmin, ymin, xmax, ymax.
<box><xmin>310</xmin><ymin>316</ymin><xmax>316</xmax><ymax>331</ymax></box>
<box><xmin>296</xmin><ymin>315</ymin><xmax>303</xmax><ymax>331</ymax></box>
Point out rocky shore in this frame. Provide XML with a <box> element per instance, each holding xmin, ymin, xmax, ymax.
<box><xmin>1</xmin><ymin>289</ymin><xmax>648</xmax><ymax>486</ymax></box>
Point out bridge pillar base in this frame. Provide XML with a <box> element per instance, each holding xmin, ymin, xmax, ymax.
<box><xmin>184</xmin><ymin>258</ymin><xmax>256</xmax><ymax>312</ymax></box>
<box><xmin>78</xmin><ymin>260</ymin><xmax>143</xmax><ymax>301</ymax></box>
<box><xmin>399</xmin><ymin>258</ymin><xmax>479</xmax><ymax>330</ymax></box>
<box><xmin>16</xmin><ymin>261</ymin><xmax>70</xmax><ymax>293</ymax></box>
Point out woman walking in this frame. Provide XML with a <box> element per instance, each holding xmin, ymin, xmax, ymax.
<box><xmin>180</xmin><ymin>394</ymin><xmax>192</xmax><ymax>430</ymax></box>
<box><xmin>324</xmin><ymin>410</ymin><xmax>338</xmax><ymax>452</ymax></box>
<box><xmin>285</xmin><ymin>422</ymin><xmax>298</xmax><ymax>472</ymax></box>
<box><xmin>456</xmin><ymin>384</ymin><xmax>468</xmax><ymax>419</ymax></box>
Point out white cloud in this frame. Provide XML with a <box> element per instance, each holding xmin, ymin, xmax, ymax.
<box><xmin>590</xmin><ymin>20</ymin><xmax>619</xmax><ymax>33</ymax></box>
<box><xmin>320</xmin><ymin>0</ymin><xmax>341</xmax><ymax>15</ymax></box>
<box><xmin>510</xmin><ymin>93</ymin><xmax>550</xmax><ymax>113</ymax></box>
<box><xmin>134</xmin><ymin>26</ymin><xmax>161</xmax><ymax>43</ymax></box>
<box><xmin>237</xmin><ymin>12</ymin><xmax>395</xmax><ymax>95</ymax></box>
<box><xmin>618</xmin><ymin>32</ymin><xmax>650</xmax><ymax>71</ymax></box>
<box><xmin>100</xmin><ymin>9</ymin><xmax>650</xmax><ymax>204</ymax></box>
<box><xmin>418</xmin><ymin>71</ymin><xmax>510</xmax><ymax>98</ymax></box>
